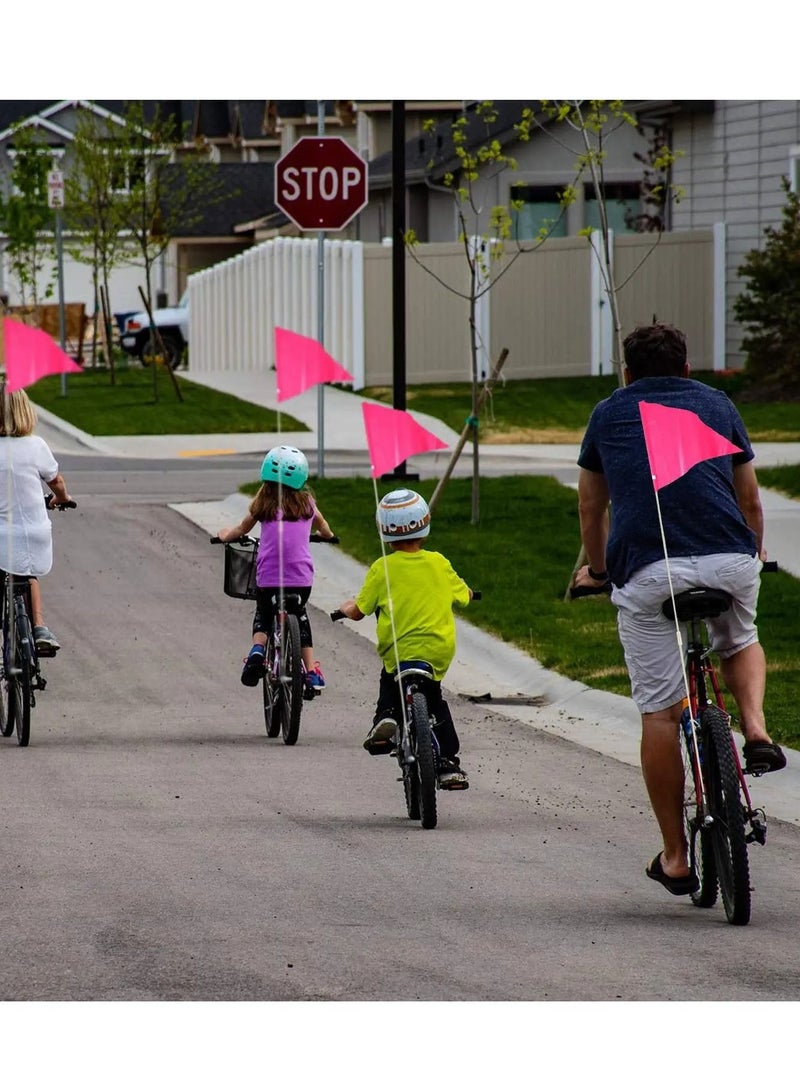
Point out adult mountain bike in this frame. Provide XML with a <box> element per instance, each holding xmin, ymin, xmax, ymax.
<box><xmin>668</xmin><ymin>562</ymin><xmax>777</xmax><ymax>926</ymax></box>
<box><xmin>1</xmin><ymin>496</ymin><xmax>76</xmax><ymax>747</ymax></box>
<box><xmin>331</xmin><ymin>591</ymin><xmax>480</xmax><ymax>830</ymax></box>
<box><xmin>213</xmin><ymin>532</ymin><xmax>338</xmax><ymax>745</ymax></box>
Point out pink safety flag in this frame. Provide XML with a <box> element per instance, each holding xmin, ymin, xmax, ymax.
<box><xmin>639</xmin><ymin>400</ymin><xmax>743</xmax><ymax>491</ymax></box>
<box><xmin>274</xmin><ymin>327</ymin><xmax>354</xmax><ymax>402</ymax></box>
<box><xmin>3</xmin><ymin>318</ymin><xmax>83</xmax><ymax>392</ymax></box>
<box><xmin>362</xmin><ymin>401</ymin><xmax>449</xmax><ymax>479</ymax></box>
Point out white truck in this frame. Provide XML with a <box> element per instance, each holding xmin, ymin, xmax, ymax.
<box><xmin>119</xmin><ymin>290</ymin><xmax>189</xmax><ymax>370</ymax></box>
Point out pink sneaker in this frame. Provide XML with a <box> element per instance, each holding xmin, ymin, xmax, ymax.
<box><xmin>306</xmin><ymin>661</ymin><xmax>326</xmax><ymax>690</ymax></box>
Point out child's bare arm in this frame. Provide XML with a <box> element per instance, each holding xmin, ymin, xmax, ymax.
<box><xmin>312</xmin><ymin>508</ymin><xmax>335</xmax><ymax>538</ymax></box>
<box><xmin>217</xmin><ymin>513</ymin><xmax>257</xmax><ymax>541</ymax></box>
<box><xmin>337</xmin><ymin>598</ymin><xmax>365</xmax><ymax>621</ymax></box>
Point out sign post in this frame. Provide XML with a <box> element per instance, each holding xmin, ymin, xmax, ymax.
<box><xmin>275</xmin><ymin>134</ymin><xmax>368</xmax><ymax>478</ymax></box>
<box><xmin>47</xmin><ymin>169</ymin><xmax>68</xmax><ymax>396</ymax></box>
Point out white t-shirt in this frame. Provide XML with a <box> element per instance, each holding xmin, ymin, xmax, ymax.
<box><xmin>0</xmin><ymin>436</ymin><xmax>59</xmax><ymax>576</ymax></box>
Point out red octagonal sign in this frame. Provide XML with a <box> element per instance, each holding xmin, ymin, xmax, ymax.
<box><xmin>275</xmin><ymin>136</ymin><xmax>369</xmax><ymax>231</ymax></box>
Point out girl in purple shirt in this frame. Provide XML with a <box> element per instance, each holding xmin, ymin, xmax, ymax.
<box><xmin>217</xmin><ymin>445</ymin><xmax>336</xmax><ymax>690</ymax></box>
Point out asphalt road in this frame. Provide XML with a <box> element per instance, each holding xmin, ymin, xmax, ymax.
<box><xmin>1</xmin><ymin>454</ymin><xmax>799</xmax><ymax>1012</ymax></box>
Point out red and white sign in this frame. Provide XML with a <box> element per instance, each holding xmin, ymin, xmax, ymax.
<box><xmin>47</xmin><ymin>169</ymin><xmax>65</xmax><ymax>210</ymax></box>
<box><xmin>275</xmin><ymin>137</ymin><xmax>368</xmax><ymax>231</ymax></box>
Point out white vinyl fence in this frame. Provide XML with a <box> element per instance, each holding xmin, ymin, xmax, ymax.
<box><xmin>189</xmin><ymin>237</ymin><xmax>365</xmax><ymax>384</ymax></box>
<box><xmin>189</xmin><ymin>227</ymin><xmax>724</xmax><ymax>387</ymax></box>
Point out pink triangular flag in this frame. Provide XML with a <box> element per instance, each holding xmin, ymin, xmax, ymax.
<box><xmin>639</xmin><ymin>401</ymin><xmax>742</xmax><ymax>491</ymax></box>
<box><xmin>362</xmin><ymin>402</ymin><xmax>448</xmax><ymax>478</ymax></box>
<box><xmin>274</xmin><ymin>327</ymin><xmax>354</xmax><ymax>402</ymax></box>
<box><xmin>3</xmin><ymin>318</ymin><xmax>83</xmax><ymax>392</ymax></box>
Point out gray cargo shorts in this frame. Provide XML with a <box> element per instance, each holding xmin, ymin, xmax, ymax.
<box><xmin>611</xmin><ymin>552</ymin><xmax>761</xmax><ymax>714</ymax></box>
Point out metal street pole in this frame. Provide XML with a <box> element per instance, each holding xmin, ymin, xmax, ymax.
<box><xmin>56</xmin><ymin>207</ymin><xmax>67</xmax><ymax>397</ymax></box>
<box><xmin>316</xmin><ymin>101</ymin><xmax>325</xmax><ymax>478</ymax></box>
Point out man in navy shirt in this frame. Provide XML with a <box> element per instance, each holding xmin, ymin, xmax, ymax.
<box><xmin>574</xmin><ymin>323</ymin><xmax>785</xmax><ymax>897</ymax></box>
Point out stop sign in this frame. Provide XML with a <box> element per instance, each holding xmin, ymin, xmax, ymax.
<box><xmin>274</xmin><ymin>136</ymin><xmax>369</xmax><ymax>231</ymax></box>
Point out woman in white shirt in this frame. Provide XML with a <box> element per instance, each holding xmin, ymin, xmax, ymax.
<box><xmin>1</xmin><ymin>383</ymin><xmax>74</xmax><ymax>653</ymax></box>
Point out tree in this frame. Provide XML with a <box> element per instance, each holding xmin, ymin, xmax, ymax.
<box><xmin>114</xmin><ymin>101</ymin><xmax>227</xmax><ymax>316</ymax></box>
<box><xmin>734</xmin><ymin>176</ymin><xmax>800</xmax><ymax>399</ymax></box>
<box><xmin>0</xmin><ymin>124</ymin><xmax>56</xmax><ymax>307</ymax></box>
<box><xmin>63</xmin><ymin>108</ymin><xmax>136</xmax><ymax>368</ymax></box>
<box><xmin>407</xmin><ymin>100</ymin><xmax>683</xmax><ymax>524</ymax></box>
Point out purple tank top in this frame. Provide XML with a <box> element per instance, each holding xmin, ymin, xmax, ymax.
<box><xmin>256</xmin><ymin>503</ymin><xmax>315</xmax><ymax>586</ymax></box>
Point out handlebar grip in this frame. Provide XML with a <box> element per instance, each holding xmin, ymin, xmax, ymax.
<box><xmin>209</xmin><ymin>536</ymin><xmax>222</xmax><ymax>544</ymax></box>
<box><xmin>330</xmin><ymin>609</ymin><xmax>346</xmax><ymax>622</ymax></box>
<box><xmin>472</xmin><ymin>590</ymin><xmax>482</xmax><ymax>600</ymax></box>
<box><xmin>310</xmin><ymin>533</ymin><xmax>340</xmax><ymax>544</ymax></box>
<box><xmin>762</xmin><ymin>560</ymin><xmax>779</xmax><ymax>572</ymax></box>
<box><xmin>45</xmin><ymin>494</ymin><xmax>77</xmax><ymax>510</ymax></box>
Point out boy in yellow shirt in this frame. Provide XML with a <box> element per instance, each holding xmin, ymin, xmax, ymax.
<box><xmin>336</xmin><ymin>488</ymin><xmax>474</xmax><ymax>789</ymax></box>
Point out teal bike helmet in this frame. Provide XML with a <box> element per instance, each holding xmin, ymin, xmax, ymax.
<box><xmin>260</xmin><ymin>445</ymin><xmax>309</xmax><ymax>489</ymax></box>
<box><xmin>377</xmin><ymin>488</ymin><xmax>431</xmax><ymax>542</ymax></box>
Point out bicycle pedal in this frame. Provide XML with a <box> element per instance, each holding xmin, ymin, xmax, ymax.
<box><xmin>303</xmin><ymin>686</ymin><xmax>316</xmax><ymax>701</ymax></box>
<box><xmin>36</xmin><ymin>647</ymin><xmax>58</xmax><ymax>659</ymax></box>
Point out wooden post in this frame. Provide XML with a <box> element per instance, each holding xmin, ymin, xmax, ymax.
<box><xmin>428</xmin><ymin>348</ymin><xmax>509</xmax><ymax>515</ymax></box>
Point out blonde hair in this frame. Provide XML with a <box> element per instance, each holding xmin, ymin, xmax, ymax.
<box><xmin>0</xmin><ymin>383</ymin><xmax>37</xmax><ymax>437</ymax></box>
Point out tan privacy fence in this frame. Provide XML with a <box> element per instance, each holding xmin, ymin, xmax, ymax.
<box><xmin>188</xmin><ymin>227</ymin><xmax>722</xmax><ymax>388</ymax></box>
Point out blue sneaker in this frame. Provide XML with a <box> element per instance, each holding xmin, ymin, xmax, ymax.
<box><xmin>306</xmin><ymin>661</ymin><xmax>326</xmax><ymax>691</ymax></box>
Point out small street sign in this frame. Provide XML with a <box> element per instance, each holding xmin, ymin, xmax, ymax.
<box><xmin>47</xmin><ymin>169</ymin><xmax>65</xmax><ymax>210</ymax></box>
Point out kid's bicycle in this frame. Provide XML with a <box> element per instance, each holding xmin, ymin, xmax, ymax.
<box><xmin>1</xmin><ymin>495</ymin><xmax>76</xmax><ymax>747</ymax></box>
<box><xmin>669</xmin><ymin>562</ymin><xmax>777</xmax><ymax>926</ymax></box>
<box><xmin>212</xmin><ymin>532</ymin><xmax>338</xmax><ymax>745</ymax></box>
<box><xmin>330</xmin><ymin>590</ymin><xmax>481</xmax><ymax>830</ymax></box>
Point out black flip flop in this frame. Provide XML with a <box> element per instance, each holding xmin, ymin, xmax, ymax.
<box><xmin>646</xmin><ymin>852</ymin><xmax>700</xmax><ymax>896</ymax></box>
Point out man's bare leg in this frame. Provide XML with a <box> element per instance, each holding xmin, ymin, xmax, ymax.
<box><xmin>640</xmin><ymin>700</ymin><xmax>692</xmax><ymax>878</ymax></box>
<box><xmin>719</xmin><ymin>642</ymin><xmax>771</xmax><ymax>742</ymax></box>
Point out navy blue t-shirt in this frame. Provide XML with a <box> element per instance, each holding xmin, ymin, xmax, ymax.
<box><xmin>577</xmin><ymin>376</ymin><xmax>757</xmax><ymax>587</ymax></box>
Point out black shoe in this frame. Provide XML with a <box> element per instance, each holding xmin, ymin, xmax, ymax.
<box><xmin>363</xmin><ymin>716</ymin><xmax>397</xmax><ymax>754</ymax></box>
<box><xmin>241</xmin><ymin>651</ymin><xmax>265</xmax><ymax>687</ymax></box>
<box><xmin>438</xmin><ymin>756</ymin><xmax>469</xmax><ymax>790</ymax></box>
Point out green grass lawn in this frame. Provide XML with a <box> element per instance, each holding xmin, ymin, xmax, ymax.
<box><xmin>242</xmin><ymin>474</ymin><xmax>800</xmax><ymax>751</ymax></box>
<box><xmin>29</xmin><ymin>365</ymin><xmax>308</xmax><ymax>435</ymax></box>
<box><xmin>758</xmin><ymin>465</ymin><xmax>800</xmax><ymax>498</ymax></box>
<box><xmin>359</xmin><ymin>373</ymin><xmax>800</xmax><ymax>443</ymax></box>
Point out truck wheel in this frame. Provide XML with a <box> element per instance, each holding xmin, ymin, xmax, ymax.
<box><xmin>139</xmin><ymin>333</ymin><xmax>183</xmax><ymax>370</ymax></box>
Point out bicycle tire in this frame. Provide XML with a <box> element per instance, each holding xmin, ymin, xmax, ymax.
<box><xmin>703</xmin><ymin>705</ymin><xmax>751</xmax><ymax>925</ymax></box>
<box><xmin>279</xmin><ymin>613</ymin><xmax>303</xmax><ymax>746</ymax></box>
<box><xmin>7</xmin><ymin>648</ymin><xmax>31</xmax><ymax>747</ymax></box>
<box><xmin>263</xmin><ymin>643</ymin><xmax>281</xmax><ymax>738</ymax></box>
<box><xmin>402</xmin><ymin>732</ymin><xmax>421</xmax><ymax>820</ymax></box>
<box><xmin>682</xmin><ymin>728</ymin><xmax>718</xmax><ymax>909</ymax></box>
<box><xmin>411</xmin><ymin>691</ymin><xmax>437</xmax><ymax>829</ymax></box>
<box><xmin>1</xmin><ymin>595</ymin><xmax>13</xmax><ymax>737</ymax></box>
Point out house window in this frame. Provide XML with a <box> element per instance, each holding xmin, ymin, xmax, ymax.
<box><xmin>509</xmin><ymin>185</ymin><xmax>568</xmax><ymax>241</ymax></box>
<box><xmin>790</xmin><ymin>146</ymin><xmax>800</xmax><ymax>193</ymax></box>
<box><xmin>583</xmin><ymin>182</ymin><xmax>640</xmax><ymax>234</ymax></box>
<box><xmin>108</xmin><ymin>151</ymin><xmax>146</xmax><ymax>193</ymax></box>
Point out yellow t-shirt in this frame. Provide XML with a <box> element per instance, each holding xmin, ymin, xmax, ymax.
<box><xmin>355</xmin><ymin>549</ymin><xmax>471</xmax><ymax>679</ymax></box>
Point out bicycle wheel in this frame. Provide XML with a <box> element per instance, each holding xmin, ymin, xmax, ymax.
<box><xmin>703</xmin><ymin>705</ymin><xmax>751</xmax><ymax>925</ymax></box>
<box><xmin>278</xmin><ymin>613</ymin><xmax>303</xmax><ymax>746</ymax></box>
<box><xmin>401</xmin><ymin>723</ymin><xmax>421</xmax><ymax>820</ymax></box>
<box><xmin>682</xmin><ymin>729</ymin><xmax>718</xmax><ymax>909</ymax></box>
<box><xmin>411</xmin><ymin>691</ymin><xmax>437</xmax><ymax>829</ymax></box>
<box><xmin>7</xmin><ymin>644</ymin><xmax>31</xmax><ymax>748</ymax></box>
<box><xmin>263</xmin><ymin>644</ymin><xmax>281</xmax><ymax>738</ymax></box>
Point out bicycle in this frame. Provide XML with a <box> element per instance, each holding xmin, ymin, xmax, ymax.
<box><xmin>1</xmin><ymin>495</ymin><xmax>76</xmax><ymax>748</ymax></box>
<box><xmin>212</xmin><ymin>531</ymin><xmax>338</xmax><ymax>745</ymax></box>
<box><xmin>668</xmin><ymin>561</ymin><xmax>777</xmax><ymax>926</ymax></box>
<box><xmin>330</xmin><ymin>590</ymin><xmax>481</xmax><ymax>830</ymax></box>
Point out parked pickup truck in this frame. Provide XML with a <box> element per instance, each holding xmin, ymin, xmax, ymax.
<box><xmin>119</xmin><ymin>290</ymin><xmax>188</xmax><ymax>370</ymax></box>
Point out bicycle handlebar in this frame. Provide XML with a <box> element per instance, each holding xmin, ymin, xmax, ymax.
<box><xmin>210</xmin><ymin>532</ymin><xmax>339</xmax><ymax>546</ymax></box>
<box><xmin>762</xmin><ymin>560</ymin><xmax>778</xmax><ymax>573</ymax></box>
<box><xmin>330</xmin><ymin>609</ymin><xmax>346</xmax><ymax>621</ymax></box>
<box><xmin>310</xmin><ymin>533</ymin><xmax>339</xmax><ymax>544</ymax></box>
<box><xmin>44</xmin><ymin>494</ymin><xmax>77</xmax><ymax>511</ymax></box>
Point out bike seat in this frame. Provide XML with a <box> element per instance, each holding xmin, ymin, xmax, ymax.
<box><xmin>396</xmin><ymin>659</ymin><xmax>435</xmax><ymax>680</ymax></box>
<box><xmin>267</xmin><ymin>592</ymin><xmax>304</xmax><ymax>613</ymax></box>
<box><xmin>662</xmin><ymin>587</ymin><xmax>732</xmax><ymax>622</ymax></box>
